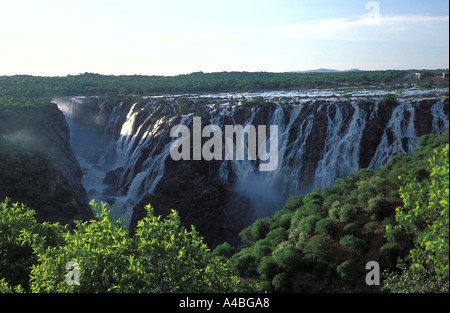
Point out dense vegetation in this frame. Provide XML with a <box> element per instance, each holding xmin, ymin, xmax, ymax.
<box><xmin>1</xmin><ymin>129</ymin><xmax>447</xmax><ymax>293</ymax></box>
<box><xmin>220</xmin><ymin>130</ymin><xmax>449</xmax><ymax>292</ymax></box>
<box><xmin>1</xmin><ymin>70</ymin><xmax>447</xmax><ymax>98</ymax></box>
<box><xmin>0</xmin><ymin>200</ymin><xmax>249</xmax><ymax>293</ymax></box>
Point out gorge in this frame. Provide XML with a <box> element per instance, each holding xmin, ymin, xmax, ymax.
<box><xmin>53</xmin><ymin>88</ymin><xmax>449</xmax><ymax>247</ymax></box>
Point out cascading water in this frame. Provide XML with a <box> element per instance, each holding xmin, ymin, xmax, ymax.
<box><xmin>313</xmin><ymin>102</ymin><xmax>367</xmax><ymax>189</ymax></box>
<box><xmin>54</xmin><ymin>88</ymin><xmax>449</xmax><ymax>229</ymax></box>
<box><xmin>369</xmin><ymin>100</ymin><xmax>418</xmax><ymax>169</ymax></box>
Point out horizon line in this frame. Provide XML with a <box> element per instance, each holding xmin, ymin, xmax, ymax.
<box><xmin>2</xmin><ymin>68</ymin><xmax>450</xmax><ymax>78</ymax></box>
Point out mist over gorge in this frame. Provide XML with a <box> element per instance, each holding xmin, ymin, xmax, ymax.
<box><xmin>53</xmin><ymin>88</ymin><xmax>449</xmax><ymax>246</ymax></box>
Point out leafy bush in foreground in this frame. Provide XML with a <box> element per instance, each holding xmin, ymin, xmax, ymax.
<box><xmin>0</xmin><ymin>200</ymin><xmax>248</xmax><ymax>293</ymax></box>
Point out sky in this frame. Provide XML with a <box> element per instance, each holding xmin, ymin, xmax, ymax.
<box><xmin>0</xmin><ymin>0</ymin><xmax>448</xmax><ymax>76</ymax></box>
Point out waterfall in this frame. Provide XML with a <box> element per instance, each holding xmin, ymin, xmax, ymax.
<box><xmin>54</xmin><ymin>90</ymin><xmax>449</xmax><ymax>227</ymax></box>
<box><xmin>369</xmin><ymin>101</ymin><xmax>417</xmax><ymax>169</ymax></box>
<box><xmin>313</xmin><ymin>102</ymin><xmax>367</xmax><ymax>189</ymax></box>
<box><xmin>432</xmin><ymin>99</ymin><xmax>449</xmax><ymax>136</ymax></box>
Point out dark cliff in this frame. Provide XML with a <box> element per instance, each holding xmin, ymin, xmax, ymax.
<box><xmin>0</xmin><ymin>99</ymin><xmax>93</xmax><ymax>225</ymax></box>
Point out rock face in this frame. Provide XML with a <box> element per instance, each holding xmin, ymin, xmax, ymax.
<box><xmin>54</xmin><ymin>90</ymin><xmax>449</xmax><ymax>246</ymax></box>
<box><xmin>0</xmin><ymin>101</ymin><xmax>93</xmax><ymax>225</ymax></box>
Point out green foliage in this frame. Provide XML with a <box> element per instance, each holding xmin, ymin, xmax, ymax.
<box><xmin>230</xmin><ymin>249</ymin><xmax>257</xmax><ymax>277</ymax></box>
<box><xmin>365</xmin><ymin>197</ymin><xmax>394</xmax><ymax>220</ymax></box>
<box><xmin>381</xmin><ymin>93</ymin><xmax>399</xmax><ymax>105</ymax></box>
<box><xmin>269</xmin><ymin>210</ymin><xmax>293</xmax><ymax>230</ymax></box>
<box><xmin>338</xmin><ymin>203</ymin><xmax>358</xmax><ymax>223</ymax></box>
<box><xmin>211</xmin><ymin>242</ymin><xmax>236</xmax><ymax>259</ymax></box>
<box><xmin>257</xmin><ymin>258</ymin><xmax>279</xmax><ymax>282</ymax></box>
<box><xmin>176</xmin><ymin>97</ymin><xmax>192</xmax><ymax>113</ymax></box>
<box><xmin>384</xmin><ymin>143</ymin><xmax>449</xmax><ymax>287</ymax></box>
<box><xmin>381</xmin><ymin>260</ymin><xmax>449</xmax><ymax>293</ymax></box>
<box><xmin>292</xmin><ymin>214</ymin><xmax>321</xmax><ymax>236</ymax></box>
<box><xmin>364</xmin><ymin>221</ymin><xmax>378</xmax><ymax>233</ymax></box>
<box><xmin>303</xmin><ymin>236</ymin><xmax>330</xmax><ymax>263</ymax></box>
<box><xmin>0</xmin><ymin>71</ymin><xmax>413</xmax><ymax>98</ymax></box>
<box><xmin>343</xmin><ymin>222</ymin><xmax>359</xmax><ymax>236</ymax></box>
<box><xmin>271</xmin><ymin>273</ymin><xmax>290</xmax><ymax>293</ymax></box>
<box><xmin>339</xmin><ymin>235</ymin><xmax>367</xmax><ymax>256</ymax></box>
<box><xmin>283</xmin><ymin>195</ymin><xmax>303</xmax><ymax>211</ymax></box>
<box><xmin>0</xmin><ymin>199</ymin><xmax>65</xmax><ymax>291</ymax></box>
<box><xmin>336</xmin><ymin>259</ymin><xmax>358</xmax><ymax>281</ymax></box>
<box><xmin>303</xmin><ymin>192</ymin><xmax>324</xmax><ymax>207</ymax></box>
<box><xmin>315</xmin><ymin>217</ymin><xmax>338</xmax><ymax>238</ymax></box>
<box><xmin>265</xmin><ymin>227</ymin><xmax>289</xmax><ymax>247</ymax></box>
<box><xmin>379</xmin><ymin>242</ymin><xmax>403</xmax><ymax>270</ymax></box>
<box><xmin>272</xmin><ymin>249</ymin><xmax>301</xmax><ymax>273</ymax></box>
<box><xmin>0</xmin><ymin>200</ymin><xmax>247</xmax><ymax>293</ymax></box>
<box><xmin>226</xmin><ymin>128</ymin><xmax>449</xmax><ymax>292</ymax></box>
<box><xmin>239</xmin><ymin>217</ymin><xmax>271</xmax><ymax>246</ymax></box>
<box><xmin>252</xmin><ymin>243</ymin><xmax>273</xmax><ymax>260</ymax></box>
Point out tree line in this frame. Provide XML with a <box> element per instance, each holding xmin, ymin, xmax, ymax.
<box><xmin>1</xmin><ymin>70</ymin><xmax>444</xmax><ymax>98</ymax></box>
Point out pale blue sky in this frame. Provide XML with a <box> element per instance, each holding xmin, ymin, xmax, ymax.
<box><xmin>0</xmin><ymin>0</ymin><xmax>448</xmax><ymax>76</ymax></box>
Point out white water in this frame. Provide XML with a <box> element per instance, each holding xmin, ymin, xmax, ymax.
<box><xmin>369</xmin><ymin>101</ymin><xmax>417</xmax><ymax>169</ymax></box>
<box><xmin>55</xmin><ymin>90</ymin><xmax>449</xmax><ymax>224</ymax></box>
<box><xmin>313</xmin><ymin>103</ymin><xmax>367</xmax><ymax>189</ymax></box>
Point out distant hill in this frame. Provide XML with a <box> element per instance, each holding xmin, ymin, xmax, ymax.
<box><xmin>290</xmin><ymin>68</ymin><xmax>363</xmax><ymax>73</ymax></box>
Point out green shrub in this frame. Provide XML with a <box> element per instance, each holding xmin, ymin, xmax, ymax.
<box><xmin>315</xmin><ymin>217</ymin><xmax>338</xmax><ymax>238</ymax></box>
<box><xmin>303</xmin><ymin>192</ymin><xmax>324</xmax><ymax>207</ymax></box>
<box><xmin>290</xmin><ymin>209</ymin><xmax>303</xmax><ymax>229</ymax></box>
<box><xmin>339</xmin><ymin>235</ymin><xmax>367</xmax><ymax>256</ymax></box>
<box><xmin>270</xmin><ymin>210</ymin><xmax>293</xmax><ymax>230</ymax></box>
<box><xmin>379</xmin><ymin>242</ymin><xmax>403</xmax><ymax>270</ymax></box>
<box><xmin>388</xmin><ymin>144</ymin><xmax>449</xmax><ymax>281</ymax></box>
<box><xmin>1</xmin><ymin>200</ymin><xmax>246</xmax><ymax>293</ymax></box>
<box><xmin>381</xmin><ymin>93</ymin><xmax>399</xmax><ymax>105</ymax></box>
<box><xmin>303</xmin><ymin>236</ymin><xmax>330</xmax><ymax>263</ymax></box>
<box><xmin>230</xmin><ymin>249</ymin><xmax>257</xmax><ymax>277</ymax></box>
<box><xmin>251</xmin><ymin>218</ymin><xmax>271</xmax><ymax>241</ymax></box>
<box><xmin>252</xmin><ymin>242</ymin><xmax>273</xmax><ymax>260</ymax></box>
<box><xmin>336</xmin><ymin>259</ymin><xmax>359</xmax><ymax>281</ymax></box>
<box><xmin>383</xmin><ymin>226</ymin><xmax>404</xmax><ymax>244</ymax></box>
<box><xmin>381</xmin><ymin>260</ymin><xmax>449</xmax><ymax>293</ymax></box>
<box><xmin>257</xmin><ymin>258</ymin><xmax>280</xmax><ymax>282</ymax></box>
<box><xmin>339</xmin><ymin>204</ymin><xmax>358</xmax><ymax>222</ymax></box>
<box><xmin>323</xmin><ymin>193</ymin><xmax>341</xmax><ymax>210</ymax></box>
<box><xmin>272</xmin><ymin>249</ymin><xmax>301</xmax><ymax>272</ymax></box>
<box><xmin>239</xmin><ymin>217</ymin><xmax>271</xmax><ymax>245</ymax></box>
<box><xmin>211</xmin><ymin>242</ymin><xmax>235</xmax><ymax>259</ymax></box>
<box><xmin>364</xmin><ymin>221</ymin><xmax>378</xmax><ymax>233</ymax></box>
<box><xmin>296</xmin><ymin>215</ymin><xmax>321</xmax><ymax>236</ymax></box>
<box><xmin>407</xmin><ymin>167</ymin><xmax>429</xmax><ymax>181</ymax></box>
<box><xmin>295</xmin><ymin>231</ymin><xmax>311</xmax><ymax>250</ymax></box>
<box><xmin>272</xmin><ymin>273</ymin><xmax>290</xmax><ymax>293</ymax></box>
<box><xmin>265</xmin><ymin>227</ymin><xmax>289</xmax><ymax>246</ymax></box>
<box><xmin>365</xmin><ymin>197</ymin><xmax>393</xmax><ymax>220</ymax></box>
<box><xmin>283</xmin><ymin>195</ymin><xmax>303</xmax><ymax>211</ymax></box>
<box><xmin>329</xmin><ymin>200</ymin><xmax>342</xmax><ymax>221</ymax></box>
<box><xmin>258</xmin><ymin>280</ymin><xmax>273</xmax><ymax>292</ymax></box>
<box><xmin>343</xmin><ymin>222</ymin><xmax>359</xmax><ymax>236</ymax></box>
<box><xmin>0</xmin><ymin>199</ymin><xmax>65</xmax><ymax>291</ymax></box>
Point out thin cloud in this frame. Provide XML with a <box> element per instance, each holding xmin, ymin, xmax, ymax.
<box><xmin>269</xmin><ymin>14</ymin><xmax>449</xmax><ymax>45</ymax></box>
<box><xmin>148</xmin><ymin>33</ymin><xmax>247</xmax><ymax>45</ymax></box>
